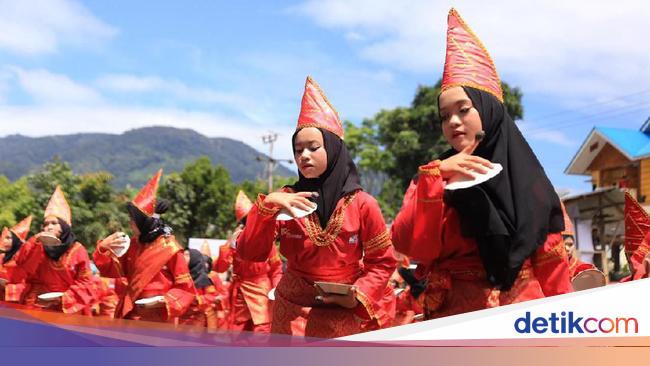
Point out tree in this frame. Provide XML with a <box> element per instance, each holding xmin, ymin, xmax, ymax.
<box><xmin>345</xmin><ymin>80</ymin><xmax>524</xmax><ymax>220</ymax></box>
<box><xmin>160</xmin><ymin>157</ymin><xmax>238</xmax><ymax>244</ymax></box>
<box><xmin>0</xmin><ymin>176</ymin><xmax>36</xmax><ymax>229</ymax></box>
<box><xmin>25</xmin><ymin>158</ymin><xmax>128</xmax><ymax>252</ymax></box>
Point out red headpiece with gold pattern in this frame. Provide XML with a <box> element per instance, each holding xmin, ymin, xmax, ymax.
<box><xmin>296</xmin><ymin>76</ymin><xmax>344</xmax><ymax>139</ymax></box>
<box><xmin>44</xmin><ymin>186</ymin><xmax>72</xmax><ymax>225</ymax></box>
<box><xmin>234</xmin><ymin>190</ymin><xmax>253</xmax><ymax>223</ymax></box>
<box><xmin>624</xmin><ymin>192</ymin><xmax>650</xmax><ymax>272</ymax></box>
<box><xmin>560</xmin><ymin>202</ymin><xmax>574</xmax><ymax>237</ymax></box>
<box><xmin>132</xmin><ymin>169</ymin><xmax>163</xmax><ymax>217</ymax></box>
<box><xmin>11</xmin><ymin>215</ymin><xmax>32</xmax><ymax>242</ymax></box>
<box><xmin>441</xmin><ymin>8</ymin><xmax>503</xmax><ymax>102</ymax></box>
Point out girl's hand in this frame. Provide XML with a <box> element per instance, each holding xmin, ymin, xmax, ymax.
<box><xmin>439</xmin><ymin>138</ymin><xmax>492</xmax><ymax>181</ymax></box>
<box><xmin>264</xmin><ymin>192</ymin><xmax>318</xmax><ymax>217</ymax></box>
<box><xmin>314</xmin><ymin>285</ymin><xmax>359</xmax><ymax>309</ymax></box>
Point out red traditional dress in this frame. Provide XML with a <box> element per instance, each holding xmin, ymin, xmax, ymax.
<box><xmin>393</xmin><ymin>288</ymin><xmax>424</xmax><ymax>326</ymax></box>
<box><xmin>392</xmin><ymin>9</ymin><xmax>572</xmax><ymax>319</ymax></box>
<box><xmin>238</xmin><ymin>77</ymin><xmax>396</xmax><ymax>337</ymax></box>
<box><xmin>179</xmin><ymin>270</ymin><xmax>227</xmax><ymax>329</ymax></box>
<box><xmin>4</xmin><ymin>188</ymin><xmax>99</xmax><ymax>315</ymax></box>
<box><xmin>0</xmin><ymin>216</ymin><xmax>32</xmax><ymax>302</ymax></box>
<box><xmin>622</xmin><ymin>192</ymin><xmax>650</xmax><ymax>281</ymax></box>
<box><xmin>390</xmin><ymin>261</ymin><xmax>425</xmax><ymax>327</ymax></box>
<box><xmin>215</xmin><ymin>244</ymin><xmax>282</xmax><ymax>332</ymax></box>
<box><xmin>560</xmin><ymin>202</ymin><xmax>600</xmax><ymax>282</ymax></box>
<box><xmin>92</xmin><ymin>277</ymin><xmax>119</xmax><ymax>318</ymax></box>
<box><xmin>212</xmin><ymin>190</ymin><xmax>283</xmax><ymax>332</ymax></box>
<box><xmin>239</xmin><ymin>189</ymin><xmax>397</xmax><ymax>337</ymax></box>
<box><xmin>392</xmin><ymin>162</ymin><xmax>572</xmax><ymax>319</ymax></box>
<box><xmin>94</xmin><ymin>170</ymin><xmax>196</xmax><ymax>322</ymax></box>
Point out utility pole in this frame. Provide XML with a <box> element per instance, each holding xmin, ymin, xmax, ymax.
<box><xmin>258</xmin><ymin>132</ymin><xmax>292</xmax><ymax>193</ymax></box>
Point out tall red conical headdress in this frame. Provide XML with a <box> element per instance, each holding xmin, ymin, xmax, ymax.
<box><xmin>560</xmin><ymin>202</ymin><xmax>574</xmax><ymax>237</ymax></box>
<box><xmin>44</xmin><ymin>186</ymin><xmax>72</xmax><ymax>225</ymax></box>
<box><xmin>624</xmin><ymin>192</ymin><xmax>650</xmax><ymax>273</ymax></box>
<box><xmin>11</xmin><ymin>215</ymin><xmax>32</xmax><ymax>242</ymax></box>
<box><xmin>296</xmin><ymin>76</ymin><xmax>344</xmax><ymax>139</ymax></box>
<box><xmin>441</xmin><ymin>8</ymin><xmax>503</xmax><ymax>102</ymax></box>
<box><xmin>132</xmin><ymin>169</ymin><xmax>163</xmax><ymax>217</ymax></box>
<box><xmin>234</xmin><ymin>190</ymin><xmax>253</xmax><ymax>223</ymax></box>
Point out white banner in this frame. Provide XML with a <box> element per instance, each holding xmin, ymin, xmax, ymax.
<box><xmin>342</xmin><ymin>279</ymin><xmax>650</xmax><ymax>341</ymax></box>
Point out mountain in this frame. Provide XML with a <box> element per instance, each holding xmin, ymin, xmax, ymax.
<box><xmin>0</xmin><ymin>126</ymin><xmax>295</xmax><ymax>187</ymax></box>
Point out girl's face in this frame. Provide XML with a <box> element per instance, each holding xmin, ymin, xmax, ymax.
<box><xmin>294</xmin><ymin>127</ymin><xmax>328</xmax><ymax>179</ymax></box>
<box><xmin>1</xmin><ymin>229</ymin><xmax>12</xmax><ymax>251</ymax></box>
<box><xmin>42</xmin><ymin>216</ymin><xmax>62</xmax><ymax>238</ymax></box>
<box><xmin>129</xmin><ymin>220</ymin><xmax>140</xmax><ymax>236</ymax></box>
<box><xmin>439</xmin><ymin>86</ymin><xmax>483</xmax><ymax>152</ymax></box>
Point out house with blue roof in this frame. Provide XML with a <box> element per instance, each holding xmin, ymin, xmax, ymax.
<box><xmin>565</xmin><ymin>117</ymin><xmax>650</xmax><ymax>200</ymax></box>
<box><xmin>563</xmin><ymin>119</ymin><xmax>650</xmax><ymax>280</ymax></box>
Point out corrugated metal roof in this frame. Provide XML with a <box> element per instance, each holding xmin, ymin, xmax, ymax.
<box><xmin>596</xmin><ymin>127</ymin><xmax>650</xmax><ymax>158</ymax></box>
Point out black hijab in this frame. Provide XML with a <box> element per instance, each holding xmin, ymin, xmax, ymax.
<box><xmin>127</xmin><ymin>200</ymin><xmax>173</xmax><ymax>244</ymax></box>
<box><xmin>439</xmin><ymin>86</ymin><xmax>564</xmax><ymax>290</ymax></box>
<box><xmin>43</xmin><ymin>218</ymin><xmax>76</xmax><ymax>261</ymax></box>
<box><xmin>187</xmin><ymin>248</ymin><xmax>213</xmax><ymax>289</ymax></box>
<box><xmin>3</xmin><ymin>232</ymin><xmax>24</xmax><ymax>264</ymax></box>
<box><xmin>398</xmin><ymin>267</ymin><xmax>426</xmax><ymax>299</ymax></box>
<box><xmin>289</xmin><ymin>128</ymin><xmax>362</xmax><ymax>228</ymax></box>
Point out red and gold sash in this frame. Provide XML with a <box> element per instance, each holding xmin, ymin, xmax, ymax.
<box><xmin>118</xmin><ymin>235</ymin><xmax>181</xmax><ymax>318</ymax></box>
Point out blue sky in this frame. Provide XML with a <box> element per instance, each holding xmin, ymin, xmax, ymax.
<box><xmin>1</xmin><ymin>0</ymin><xmax>649</xmax><ymax>195</ymax></box>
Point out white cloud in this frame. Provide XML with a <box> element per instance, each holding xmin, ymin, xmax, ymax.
<box><xmin>0</xmin><ymin>0</ymin><xmax>117</xmax><ymax>55</ymax></box>
<box><xmin>519</xmin><ymin>120</ymin><xmax>576</xmax><ymax>147</ymax></box>
<box><xmin>0</xmin><ymin>66</ymin><xmax>299</xmax><ymax>161</ymax></box>
<box><xmin>96</xmin><ymin>74</ymin><xmax>257</xmax><ymax>111</ymax></box>
<box><xmin>291</xmin><ymin>0</ymin><xmax>650</xmax><ymax>103</ymax></box>
<box><xmin>6</xmin><ymin>66</ymin><xmax>102</xmax><ymax>104</ymax></box>
<box><xmin>344</xmin><ymin>31</ymin><xmax>365</xmax><ymax>42</ymax></box>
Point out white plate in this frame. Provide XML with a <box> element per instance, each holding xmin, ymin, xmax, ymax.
<box><xmin>111</xmin><ymin>235</ymin><xmax>130</xmax><ymax>258</ymax></box>
<box><xmin>38</xmin><ymin>292</ymin><xmax>64</xmax><ymax>301</ymax></box>
<box><xmin>314</xmin><ymin>281</ymin><xmax>353</xmax><ymax>295</ymax></box>
<box><xmin>39</xmin><ymin>233</ymin><xmax>62</xmax><ymax>246</ymax></box>
<box><xmin>444</xmin><ymin>163</ymin><xmax>503</xmax><ymax>190</ymax></box>
<box><xmin>276</xmin><ymin>204</ymin><xmax>317</xmax><ymax>221</ymax></box>
<box><xmin>134</xmin><ymin>295</ymin><xmax>165</xmax><ymax>306</ymax></box>
<box><xmin>268</xmin><ymin>288</ymin><xmax>276</xmax><ymax>301</ymax></box>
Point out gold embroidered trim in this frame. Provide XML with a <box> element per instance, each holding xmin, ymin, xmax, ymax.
<box><xmin>296</xmin><ymin>123</ymin><xmax>344</xmax><ymax>140</ymax></box>
<box><xmin>441</xmin><ymin>82</ymin><xmax>504</xmax><ymax>103</ymax></box>
<box><xmin>355</xmin><ymin>288</ymin><xmax>379</xmax><ymax>325</ymax></box>
<box><xmin>175</xmin><ymin>273</ymin><xmax>192</xmax><ymax>284</ymax></box>
<box><xmin>418</xmin><ymin>164</ymin><xmax>441</xmax><ymax>176</ymax></box>
<box><xmin>363</xmin><ymin>230</ymin><xmax>391</xmax><ymax>254</ymax></box>
<box><xmin>166</xmin><ymin>292</ymin><xmax>182</xmax><ymax>312</ymax></box>
<box><xmin>535</xmin><ymin>239</ymin><xmax>567</xmax><ymax>266</ymax></box>
<box><xmin>304</xmin><ymin>192</ymin><xmax>358</xmax><ymax>247</ymax></box>
<box><xmin>255</xmin><ymin>194</ymin><xmax>279</xmax><ymax>216</ymax></box>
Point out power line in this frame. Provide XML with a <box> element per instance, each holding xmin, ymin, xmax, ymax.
<box><xmin>523</xmin><ymin>89</ymin><xmax>650</xmax><ymax>122</ymax></box>
<box><xmin>524</xmin><ymin>101</ymin><xmax>650</xmax><ymax>136</ymax></box>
